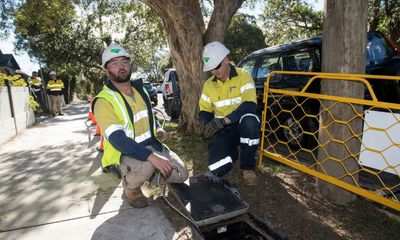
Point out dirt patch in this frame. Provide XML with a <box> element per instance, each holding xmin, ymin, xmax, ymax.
<box><xmin>158</xmin><ymin>126</ymin><xmax>400</xmax><ymax>240</ymax></box>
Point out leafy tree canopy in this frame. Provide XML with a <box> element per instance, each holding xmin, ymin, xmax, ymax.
<box><xmin>259</xmin><ymin>0</ymin><xmax>323</xmax><ymax>46</ymax></box>
<box><xmin>225</xmin><ymin>13</ymin><xmax>267</xmax><ymax>64</ymax></box>
<box><xmin>369</xmin><ymin>0</ymin><xmax>400</xmax><ymax>43</ymax></box>
<box><xmin>0</xmin><ymin>0</ymin><xmax>22</xmax><ymax>38</ymax></box>
<box><xmin>259</xmin><ymin>0</ymin><xmax>400</xmax><ymax>46</ymax></box>
<box><xmin>13</xmin><ymin>0</ymin><xmax>166</xmax><ymax>96</ymax></box>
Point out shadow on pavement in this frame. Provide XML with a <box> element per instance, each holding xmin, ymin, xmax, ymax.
<box><xmin>91</xmin><ymin>202</ymin><xmax>176</xmax><ymax>240</ymax></box>
<box><xmin>0</xmin><ymin>103</ymin><xmax>119</xmax><ymax>233</ymax></box>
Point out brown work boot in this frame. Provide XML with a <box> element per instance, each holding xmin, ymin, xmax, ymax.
<box><xmin>123</xmin><ymin>188</ymin><xmax>148</xmax><ymax>208</ymax></box>
<box><xmin>242</xmin><ymin>170</ymin><xmax>257</xmax><ymax>186</ymax></box>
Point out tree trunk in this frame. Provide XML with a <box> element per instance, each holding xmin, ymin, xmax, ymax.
<box><xmin>141</xmin><ymin>0</ymin><xmax>244</xmax><ymax>133</ymax></box>
<box><xmin>318</xmin><ymin>0</ymin><xmax>368</xmax><ymax>204</ymax></box>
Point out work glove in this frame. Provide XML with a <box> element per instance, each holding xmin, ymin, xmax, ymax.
<box><xmin>203</xmin><ymin>170</ymin><xmax>221</xmax><ymax>183</ymax></box>
<box><xmin>203</xmin><ymin>118</ymin><xmax>225</xmax><ymax>137</ymax></box>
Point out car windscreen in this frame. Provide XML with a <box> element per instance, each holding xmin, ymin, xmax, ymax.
<box><xmin>366</xmin><ymin>34</ymin><xmax>394</xmax><ymax>67</ymax></box>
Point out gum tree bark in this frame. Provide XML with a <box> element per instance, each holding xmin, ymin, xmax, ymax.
<box><xmin>318</xmin><ymin>0</ymin><xmax>368</xmax><ymax>203</ymax></box>
<box><xmin>140</xmin><ymin>0</ymin><xmax>245</xmax><ymax>134</ymax></box>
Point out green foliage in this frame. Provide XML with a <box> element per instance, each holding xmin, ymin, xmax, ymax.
<box><xmin>157</xmin><ymin>52</ymin><xmax>173</xmax><ymax>76</ymax></box>
<box><xmin>13</xmin><ymin>0</ymin><xmax>166</xmax><ymax>97</ymax></box>
<box><xmin>260</xmin><ymin>0</ymin><xmax>400</xmax><ymax>46</ymax></box>
<box><xmin>368</xmin><ymin>0</ymin><xmax>400</xmax><ymax>43</ymax></box>
<box><xmin>14</xmin><ymin>0</ymin><xmax>75</xmax><ymax>36</ymax></box>
<box><xmin>225</xmin><ymin>13</ymin><xmax>267</xmax><ymax>63</ymax></box>
<box><xmin>259</xmin><ymin>0</ymin><xmax>323</xmax><ymax>46</ymax></box>
<box><xmin>0</xmin><ymin>0</ymin><xmax>22</xmax><ymax>38</ymax></box>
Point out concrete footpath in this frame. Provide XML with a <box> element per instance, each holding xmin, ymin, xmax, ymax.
<box><xmin>0</xmin><ymin>102</ymin><xmax>183</xmax><ymax>240</ymax></box>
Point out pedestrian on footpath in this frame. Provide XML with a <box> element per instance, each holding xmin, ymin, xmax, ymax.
<box><xmin>29</xmin><ymin>71</ymin><xmax>44</xmax><ymax>108</ymax></box>
<box><xmin>199</xmin><ymin>41</ymin><xmax>260</xmax><ymax>186</ymax></box>
<box><xmin>92</xmin><ymin>43</ymin><xmax>188</xmax><ymax>208</ymax></box>
<box><xmin>47</xmin><ymin>71</ymin><xmax>64</xmax><ymax>116</ymax></box>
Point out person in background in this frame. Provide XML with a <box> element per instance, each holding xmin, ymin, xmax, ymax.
<box><xmin>47</xmin><ymin>71</ymin><xmax>64</xmax><ymax>116</ymax></box>
<box><xmin>198</xmin><ymin>41</ymin><xmax>260</xmax><ymax>186</ymax></box>
<box><xmin>92</xmin><ymin>43</ymin><xmax>188</xmax><ymax>208</ymax></box>
<box><xmin>29</xmin><ymin>71</ymin><xmax>44</xmax><ymax>108</ymax></box>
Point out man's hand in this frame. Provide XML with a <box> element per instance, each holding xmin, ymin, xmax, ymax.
<box><xmin>203</xmin><ymin>118</ymin><xmax>225</xmax><ymax>137</ymax></box>
<box><xmin>156</xmin><ymin>128</ymin><xmax>168</xmax><ymax>142</ymax></box>
<box><xmin>147</xmin><ymin>152</ymin><xmax>173</xmax><ymax>178</ymax></box>
<box><xmin>204</xmin><ymin>170</ymin><xmax>221</xmax><ymax>183</ymax></box>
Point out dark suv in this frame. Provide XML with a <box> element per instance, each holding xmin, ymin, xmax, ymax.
<box><xmin>237</xmin><ymin>32</ymin><xmax>400</xmax><ymax>148</ymax></box>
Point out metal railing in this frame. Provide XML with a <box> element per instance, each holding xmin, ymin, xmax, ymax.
<box><xmin>258</xmin><ymin>71</ymin><xmax>400</xmax><ymax>211</ymax></box>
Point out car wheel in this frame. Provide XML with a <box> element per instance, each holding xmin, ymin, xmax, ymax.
<box><xmin>276</xmin><ymin>107</ymin><xmax>318</xmax><ymax>150</ymax></box>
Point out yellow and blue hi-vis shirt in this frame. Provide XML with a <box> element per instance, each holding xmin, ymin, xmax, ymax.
<box><xmin>199</xmin><ymin>65</ymin><xmax>257</xmax><ymax>123</ymax></box>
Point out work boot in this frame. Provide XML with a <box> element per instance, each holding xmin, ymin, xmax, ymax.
<box><xmin>123</xmin><ymin>188</ymin><xmax>148</xmax><ymax>208</ymax></box>
<box><xmin>58</xmin><ymin>112</ymin><xmax>64</xmax><ymax>116</ymax></box>
<box><xmin>242</xmin><ymin>170</ymin><xmax>257</xmax><ymax>186</ymax></box>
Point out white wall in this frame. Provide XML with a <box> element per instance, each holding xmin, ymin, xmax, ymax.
<box><xmin>0</xmin><ymin>86</ymin><xmax>35</xmax><ymax>145</ymax></box>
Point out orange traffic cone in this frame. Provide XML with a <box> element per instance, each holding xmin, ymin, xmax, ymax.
<box><xmin>91</xmin><ymin>114</ymin><xmax>97</xmax><ymax>125</ymax></box>
<box><xmin>87</xmin><ymin>96</ymin><xmax>97</xmax><ymax>125</ymax></box>
<box><xmin>95</xmin><ymin>123</ymin><xmax>101</xmax><ymax>136</ymax></box>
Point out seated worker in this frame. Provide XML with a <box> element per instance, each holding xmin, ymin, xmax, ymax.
<box><xmin>199</xmin><ymin>41</ymin><xmax>260</xmax><ymax>186</ymax></box>
<box><xmin>93</xmin><ymin>43</ymin><xmax>189</xmax><ymax>208</ymax></box>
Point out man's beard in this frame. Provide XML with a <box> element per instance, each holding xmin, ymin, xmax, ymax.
<box><xmin>109</xmin><ymin>69</ymin><xmax>132</xmax><ymax>83</ymax></box>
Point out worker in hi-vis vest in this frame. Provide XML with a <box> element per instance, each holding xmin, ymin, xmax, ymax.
<box><xmin>199</xmin><ymin>41</ymin><xmax>260</xmax><ymax>186</ymax></box>
<box><xmin>29</xmin><ymin>71</ymin><xmax>44</xmax><ymax>108</ymax></box>
<box><xmin>47</xmin><ymin>71</ymin><xmax>64</xmax><ymax>117</ymax></box>
<box><xmin>92</xmin><ymin>43</ymin><xmax>188</xmax><ymax>208</ymax></box>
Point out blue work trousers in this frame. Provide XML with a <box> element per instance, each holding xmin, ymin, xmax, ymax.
<box><xmin>208</xmin><ymin>114</ymin><xmax>261</xmax><ymax>177</ymax></box>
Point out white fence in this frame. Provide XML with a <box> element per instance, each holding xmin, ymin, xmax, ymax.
<box><xmin>0</xmin><ymin>86</ymin><xmax>35</xmax><ymax>145</ymax></box>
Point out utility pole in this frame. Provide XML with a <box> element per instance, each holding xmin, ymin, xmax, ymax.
<box><xmin>37</xmin><ymin>54</ymin><xmax>50</xmax><ymax>113</ymax></box>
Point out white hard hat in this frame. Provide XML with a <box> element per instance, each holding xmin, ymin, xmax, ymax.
<box><xmin>202</xmin><ymin>41</ymin><xmax>230</xmax><ymax>72</ymax></box>
<box><xmin>49</xmin><ymin>71</ymin><xmax>56</xmax><ymax>76</ymax></box>
<box><xmin>102</xmin><ymin>42</ymin><xmax>130</xmax><ymax>68</ymax></box>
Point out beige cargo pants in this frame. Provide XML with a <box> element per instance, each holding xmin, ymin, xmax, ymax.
<box><xmin>119</xmin><ymin>146</ymin><xmax>189</xmax><ymax>190</ymax></box>
<box><xmin>49</xmin><ymin>95</ymin><xmax>63</xmax><ymax>115</ymax></box>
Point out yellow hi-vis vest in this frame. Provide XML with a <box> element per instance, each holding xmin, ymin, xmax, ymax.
<box><xmin>199</xmin><ymin>67</ymin><xmax>257</xmax><ymax>118</ymax></box>
<box><xmin>29</xmin><ymin>77</ymin><xmax>42</xmax><ymax>88</ymax></box>
<box><xmin>93</xmin><ymin>85</ymin><xmax>158</xmax><ymax>167</ymax></box>
<box><xmin>47</xmin><ymin>79</ymin><xmax>64</xmax><ymax>91</ymax></box>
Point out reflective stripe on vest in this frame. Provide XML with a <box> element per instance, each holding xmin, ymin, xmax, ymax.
<box><xmin>102</xmin><ymin>89</ymin><xmax>134</xmax><ymax>138</ymax></box>
<box><xmin>94</xmin><ymin>85</ymin><xmax>158</xmax><ymax>167</ymax></box>
<box><xmin>199</xmin><ymin>67</ymin><xmax>257</xmax><ymax>118</ymax></box>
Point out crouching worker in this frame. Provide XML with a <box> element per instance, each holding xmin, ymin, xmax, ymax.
<box><xmin>199</xmin><ymin>41</ymin><xmax>260</xmax><ymax>186</ymax></box>
<box><xmin>93</xmin><ymin>43</ymin><xmax>189</xmax><ymax>208</ymax></box>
